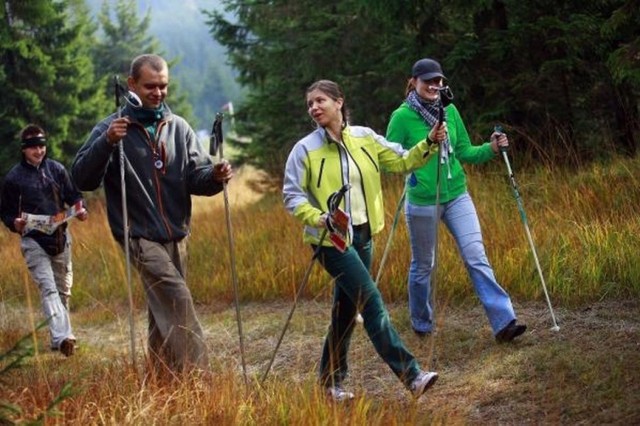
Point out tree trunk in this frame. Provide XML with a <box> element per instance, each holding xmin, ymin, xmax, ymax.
<box><xmin>612</xmin><ymin>84</ymin><xmax>638</xmax><ymax>157</ymax></box>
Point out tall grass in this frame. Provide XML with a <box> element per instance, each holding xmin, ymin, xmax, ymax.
<box><xmin>1</xmin><ymin>157</ymin><xmax>639</xmax><ymax>424</ymax></box>
<box><xmin>1</xmin><ymin>157</ymin><xmax>638</xmax><ymax>311</ymax></box>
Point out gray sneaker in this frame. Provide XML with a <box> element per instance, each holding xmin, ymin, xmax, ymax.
<box><xmin>325</xmin><ymin>386</ymin><xmax>355</xmax><ymax>402</ymax></box>
<box><xmin>410</xmin><ymin>371</ymin><xmax>438</xmax><ymax>398</ymax></box>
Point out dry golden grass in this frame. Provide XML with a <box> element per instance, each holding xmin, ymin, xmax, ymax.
<box><xmin>1</xmin><ymin>157</ymin><xmax>639</xmax><ymax>424</ymax></box>
<box><xmin>1</xmin><ymin>298</ymin><xmax>638</xmax><ymax>424</ymax></box>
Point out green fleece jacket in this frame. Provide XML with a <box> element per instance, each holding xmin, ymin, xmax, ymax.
<box><xmin>386</xmin><ymin>102</ymin><xmax>496</xmax><ymax>205</ymax></box>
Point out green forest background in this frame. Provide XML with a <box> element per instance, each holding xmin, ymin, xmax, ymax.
<box><xmin>1</xmin><ymin>0</ymin><xmax>638</xmax><ymax>181</ymax></box>
<box><xmin>1</xmin><ymin>3</ymin><xmax>639</xmax><ymax>422</ymax></box>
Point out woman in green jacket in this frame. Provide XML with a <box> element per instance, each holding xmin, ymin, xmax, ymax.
<box><xmin>386</xmin><ymin>58</ymin><xmax>526</xmax><ymax>343</ymax></box>
<box><xmin>283</xmin><ymin>80</ymin><xmax>438</xmax><ymax>402</ymax></box>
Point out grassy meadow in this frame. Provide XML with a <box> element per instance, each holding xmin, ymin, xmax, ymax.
<box><xmin>0</xmin><ymin>158</ymin><xmax>639</xmax><ymax>424</ymax></box>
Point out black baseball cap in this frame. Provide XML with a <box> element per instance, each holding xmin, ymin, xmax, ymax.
<box><xmin>412</xmin><ymin>58</ymin><xmax>446</xmax><ymax>81</ymax></box>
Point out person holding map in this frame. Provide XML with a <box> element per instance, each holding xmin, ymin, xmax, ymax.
<box><xmin>0</xmin><ymin>124</ymin><xmax>88</xmax><ymax>357</ymax></box>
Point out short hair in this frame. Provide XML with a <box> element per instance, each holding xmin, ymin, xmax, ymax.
<box><xmin>129</xmin><ymin>54</ymin><xmax>167</xmax><ymax>80</ymax></box>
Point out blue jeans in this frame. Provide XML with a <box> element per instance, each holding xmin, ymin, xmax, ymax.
<box><xmin>405</xmin><ymin>192</ymin><xmax>516</xmax><ymax>335</ymax></box>
<box><xmin>316</xmin><ymin>224</ymin><xmax>421</xmax><ymax>389</ymax></box>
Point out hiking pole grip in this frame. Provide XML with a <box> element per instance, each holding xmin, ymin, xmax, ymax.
<box><xmin>327</xmin><ymin>183</ymin><xmax>351</xmax><ymax>213</ymax></box>
<box><xmin>494</xmin><ymin>125</ymin><xmax>509</xmax><ymax>153</ymax></box>
<box><xmin>114</xmin><ymin>76</ymin><xmax>122</xmax><ymax>112</ymax></box>
<box><xmin>210</xmin><ymin>112</ymin><xmax>224</xmax><ymax>158</ymax></box>
<box><xmin>495</xmin><ymin>125</ymin><xmax>516</xmax><ymax>178</ymax></box>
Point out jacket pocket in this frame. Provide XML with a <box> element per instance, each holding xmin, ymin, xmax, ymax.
<box><xmin>360</xmin><ymin>147</ymin><xmax>379</xmax><ymax>173</ymax></box>
<box><xmin>316</xmin><ymin>158</ymin><xmax>326</xmax><ymax>188</ymax></box>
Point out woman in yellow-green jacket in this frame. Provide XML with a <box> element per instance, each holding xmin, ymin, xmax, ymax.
<box><xmin>283</xmin><ymin>79</ymin><xmax>439</xmax><ymax>402</ymax></box>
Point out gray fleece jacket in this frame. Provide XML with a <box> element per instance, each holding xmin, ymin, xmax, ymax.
<box><xmin>72</xmin><ymin>103</ymin><xmax>222</xmax><ymax>243</ymax></box>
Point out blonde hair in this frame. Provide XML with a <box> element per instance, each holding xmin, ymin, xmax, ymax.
<box><xmin>404</xmin><ymin>77</ymin><xmax>418</xmax><ymax>97</ymax></box>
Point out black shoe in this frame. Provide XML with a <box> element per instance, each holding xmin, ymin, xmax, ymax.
<box><xmin>495</xmin><ymin>320</ymin><xmax>527</xmax><ymax>343</ymax></box>
<box><xmin>59</xmin><ymin>338</ymin><xmax>76</xmax><ymax>357</ymax></box>
<box><xmin>412</xmin><ymin>328</ymin><xmax>431</xmax><ymax>337</ymax></box>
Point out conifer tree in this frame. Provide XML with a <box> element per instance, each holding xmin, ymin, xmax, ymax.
<box><xmin>0</xmin><ymin>0</ymin><xmax>109</xmax><ymax>176</ymax></box>
<box><xmin>206</xmin><ymin>0</ymin><xmax>639</xmax><ymax>175</ymax></box>
<box><xmin>91</xmin><ymin>0</ymin><xmax>194</xmax><ymax>125</ymax></box>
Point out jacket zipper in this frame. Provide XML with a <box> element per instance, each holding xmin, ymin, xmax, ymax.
<box><xmin>137</xmin><ymin>120</ymin><xmax>173</xmax><ymax>240</ymax></box>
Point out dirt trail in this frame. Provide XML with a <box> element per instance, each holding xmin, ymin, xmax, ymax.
<box><xmin>47</xmin><ymin>297</ymin><xmax>639</xmax><ymax>423</ymax></box>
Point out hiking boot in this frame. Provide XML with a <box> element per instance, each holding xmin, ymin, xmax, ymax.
<box><xmin>495</xmin><ymin>320</ymin><xmax>527</xmax><ymax>343</ymax></box>
<box><xmin>410</xmin><ymin>371</ymin><xmax>439</xmax><ymax>398</ymax></box>
<box><xmin>325</xmin><ymin>385</ymin><xmax>355</xmax><ymax>402</ymax></box>
<box><xmin>59</xmin><ymin>338</ymin><xmax>76</xmax><ymax>357</ymax></box>
<box><xmin>412</xmin><ymin>327</ymin><xmax>431</xmax><ymax>338</ymax></box>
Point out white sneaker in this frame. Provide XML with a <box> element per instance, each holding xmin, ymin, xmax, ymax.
<box><xmin>325</xmin><ymin>386</ymin><xmax>355</xmax><ymax>402</ymax></box>
<box><xmin>410</xmin><ymin>371</ymin><xmax>438</xmax><ymax>398</ymax></box>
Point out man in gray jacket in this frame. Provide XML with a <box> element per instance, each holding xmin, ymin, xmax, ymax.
<box><xmin>72</xmin><ymin>54</ymin><xmax>232</xmax><ymax>375</ymax></box>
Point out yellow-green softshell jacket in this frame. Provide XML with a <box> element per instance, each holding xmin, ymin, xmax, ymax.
<box><xmin>283</xmin><ymin>125</ymin><xmax>431</xmax><ymax>247</ymax></box>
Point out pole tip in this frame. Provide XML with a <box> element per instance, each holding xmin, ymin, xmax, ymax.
<box><xmin>550</xmin><ymin>325</ymin><xmax>560</xmax><ymax>332</ymax></box>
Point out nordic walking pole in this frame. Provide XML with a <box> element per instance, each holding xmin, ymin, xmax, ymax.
<box><xmin>496</xmin><ymin>125</ymin><xmax>560</xmax><ymax>331</ymax></box>
<box><xmin>114</xmin><ymin>76</ymin><xmax>138</xmax><ymax>369</ymax></box>
<box><xmin>430</xmin><ymin>106</ymin><xmax>445</xmax><ymax>325</ymax></box>
<box><xmin>356</xmin><ymin>187</ymin><xmax>406</xmax><ymax>324</ymax></box>
<box><xmin>374</xmin><ymin>189</ymin><xmax>406</xmax><ymax>286</ymax></box>
<box><xmin>261</xmin><ymin>184</ymin><xmax>350</xmax><ymax>385</ymax></box>
<box><xmin>421</xmin><ymin>106</ymin><xmax>445</xmax><ymax>370</ymax></box>
<box><xmin>260</xmin><ymin>228</ymin><xmax>327</xmax><ymax>385</ymax></box>
<box><xmin>211</xmin><ymin>113</ymin><xmax>248</xmax><ymax>386</ymax></box>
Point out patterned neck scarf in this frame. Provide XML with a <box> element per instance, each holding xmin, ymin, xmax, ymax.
<box><xmin>405</xmin><ymin>90</ymin><xmax>452</xmax><ymax>178</ymax></box>
<box><xmin>132</xmin><ymin>104</ymin><xmax>165</xmax><ymax>141</ymax></box>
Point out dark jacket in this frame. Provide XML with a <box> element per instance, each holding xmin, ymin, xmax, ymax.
<box><xmin>0</xmin><ymin>157</ymin><xmax>83</xmax><ymax>255</ymax></box>
<box><xmin>72</xmin><ymin>102</ymin><xmax>222</xmax><ymax>243</ymax></box>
